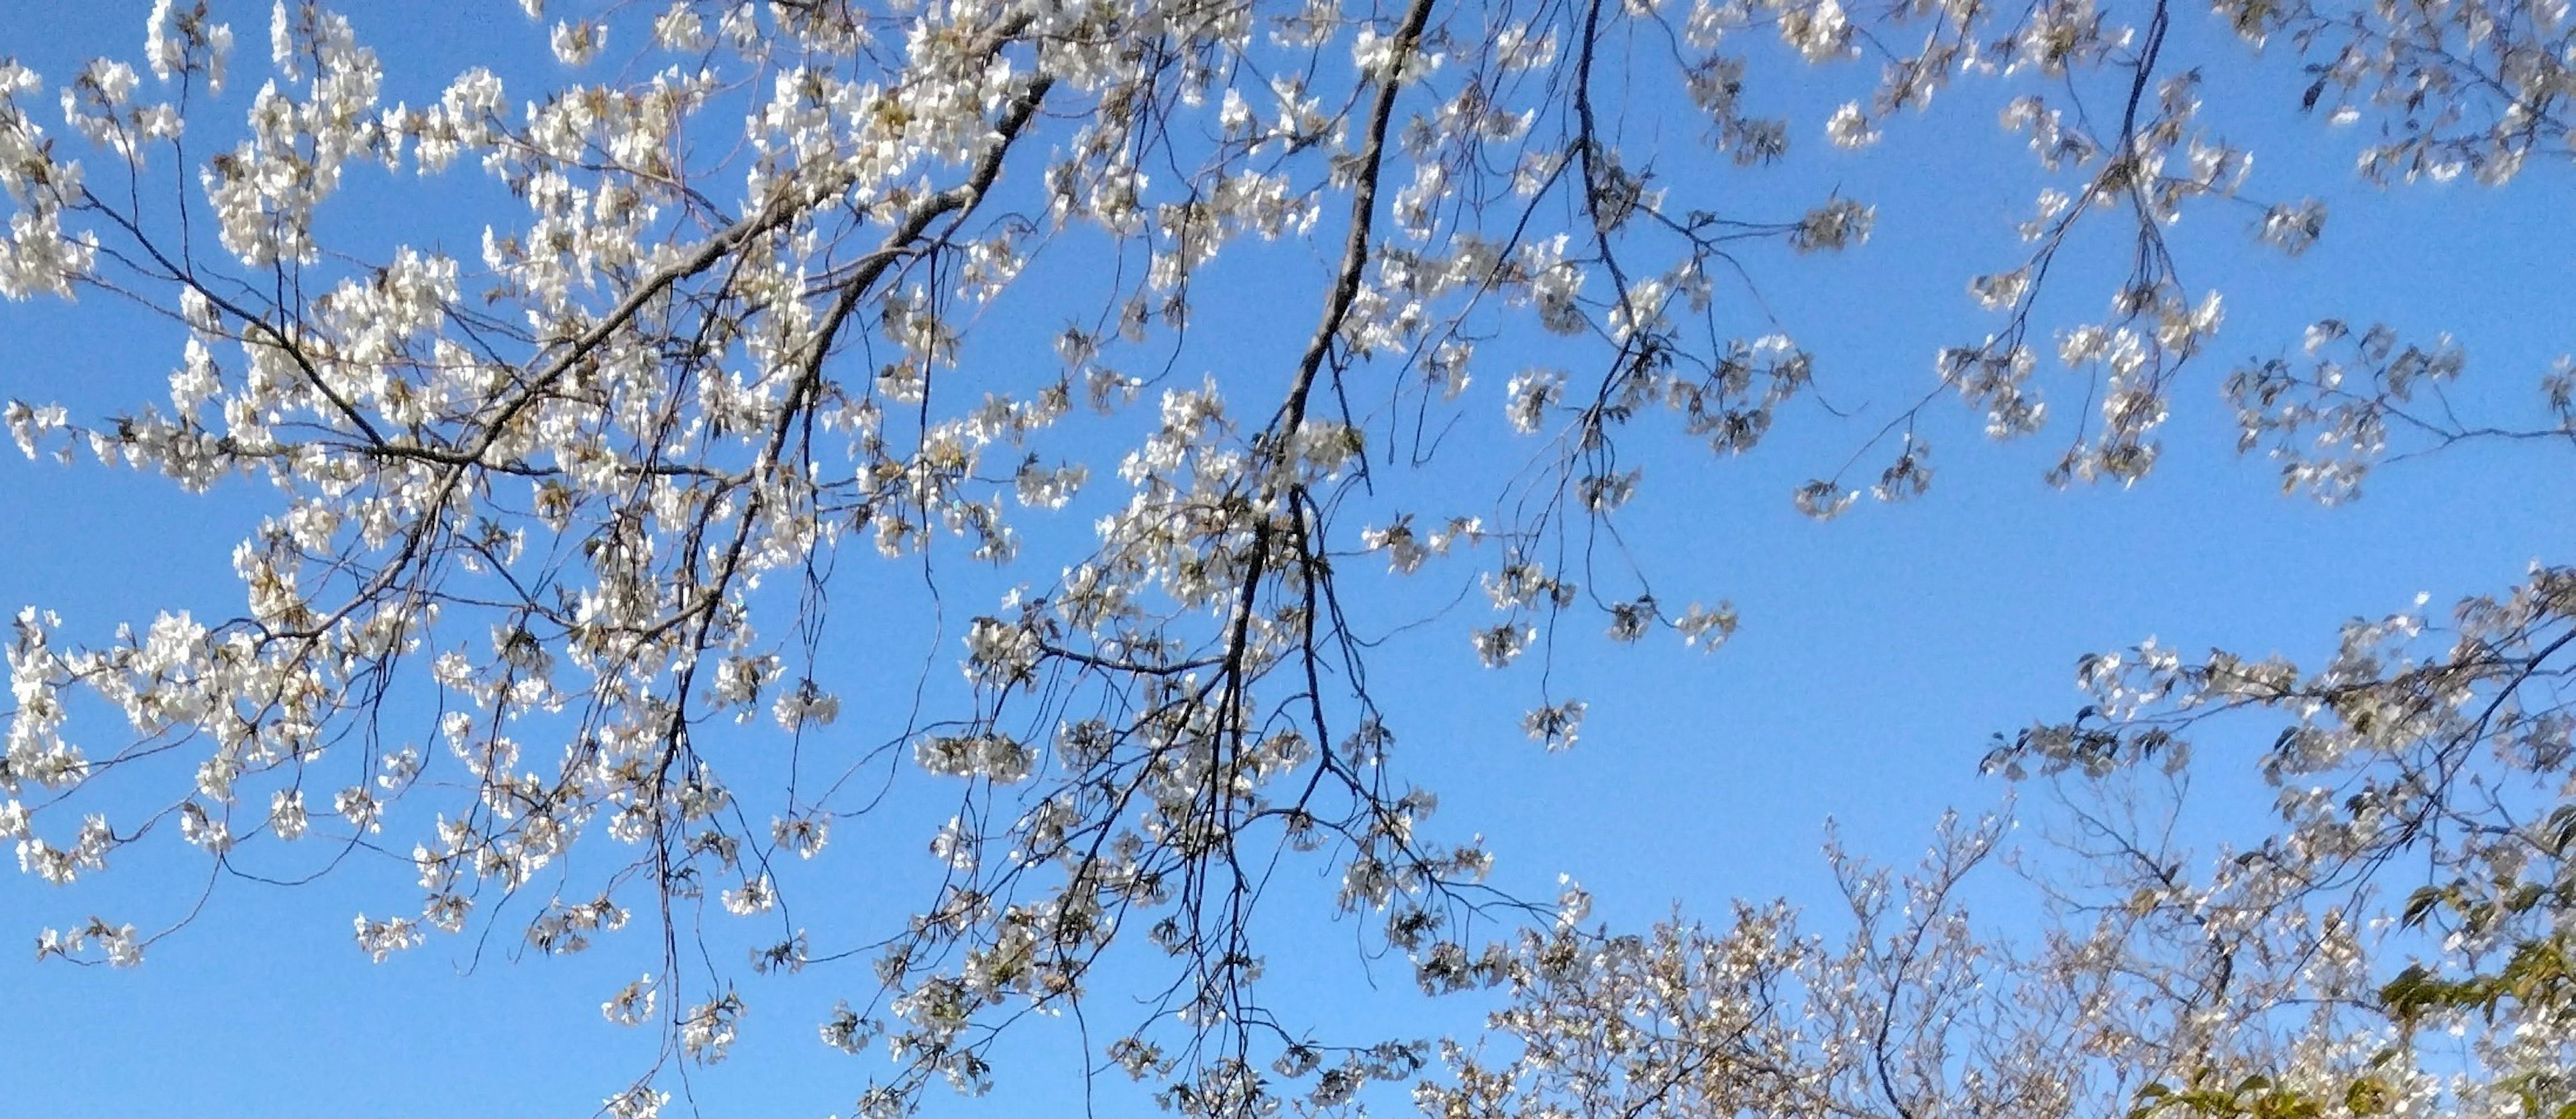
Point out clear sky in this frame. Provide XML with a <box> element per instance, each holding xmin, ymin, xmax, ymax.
<box><xmin>1</xmin><ymin>2</ymin><xmax>2571</xmax><ymax>1116</ymax></box>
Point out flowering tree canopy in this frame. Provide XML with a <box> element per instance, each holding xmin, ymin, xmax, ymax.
<box><xmin>2</xmin><ymin>0</ymin><xmax>2573</xmax><ymax>1116</ymax></box>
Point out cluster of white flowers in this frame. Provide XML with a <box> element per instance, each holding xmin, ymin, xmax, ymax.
<box><xmin>2224</xmin><ymin>319</ymin><xmax>2471</xmax><ymax>504</ymax></box>
<box><xmin>37</xmin><ymin>917</ymin><xmax>143</xmax><ymax>967</ymax></box>
<box><xmin>352</xmin><ymin>912</ymin><xmax>423</xmax><ymax>962</ymax></box>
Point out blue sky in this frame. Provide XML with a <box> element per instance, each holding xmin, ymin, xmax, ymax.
<box><xmin>1</xmin><ymin>1</ymin><xmax>2571</xmax><ymax>1116</ymax></box>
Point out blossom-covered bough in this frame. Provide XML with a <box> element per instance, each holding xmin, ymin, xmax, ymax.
<box><xmin>1</xmin><ymin>0</ymin><xmax>2571</xmax><ymax>1115</ymax></box>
